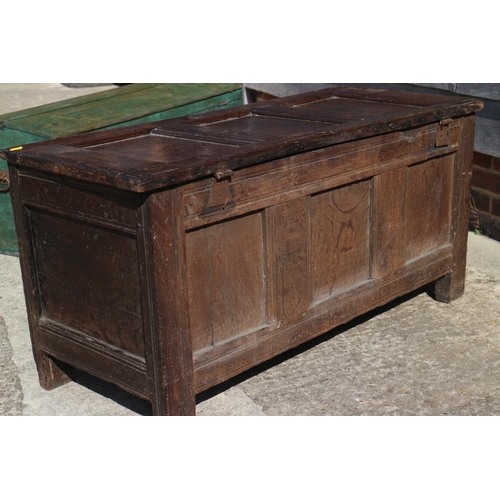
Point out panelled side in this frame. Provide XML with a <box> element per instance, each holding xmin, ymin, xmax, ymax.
<box><xmin>11</xmin><ymin>169</ymin><xmax>149</xmax><ymax>398</ymax></box>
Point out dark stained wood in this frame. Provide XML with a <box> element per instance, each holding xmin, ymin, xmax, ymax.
<box><xmin>310</xmin><ymin>180</ymin><xmax>371</xmax><ymax>301</ymax></box>
<box><xmin>405</xmin><ymin>156</ymin><xmax>454</xmax><ymax>261</ymax></box>
<box><xmin>269</xmin><ymin>198</ymin><xmax>311</xmax><ymax>321</ymax></box>
<box><xmin>253</xmin><ymin>99</ymin><xmax>414</xmax><ymax>123</ymax></box>
<box><xmin>329</xmin><ymin>86</ymin><xmax>461</xmax><ymax>106</ymax></box>
<box><xmin>18</xmin><ymin>173</ymin><xmax>137</xmax><ymax>231</ymax></box>
<box><xmin>1</xmin><ymin>87</ymin><xmax>482</xmax><ymax>193</ymax></box>
<box><xmin>138</xmin><ymin>188</ymin><xmax>195</xmax><ymax>416</ymax></box>
<box><xmin>185</xmin><ymin>229</ymin><xmax>213</xmax><ymax>352</ymax></box>
<box><xmin>194</xmin><ymin>249</ymin><xmax>454</xmax><ymax>392</ymax></box>
<box><xmin>434</xmin><ymin>115</ymin><xmax>476</xmax><ymax>302</ymax></box>
<box><xmin>206</xmin><ymin>214</ymin><xmax>267</xmax><ymax>343</ymax></box>
<box><xmin>39</xmin><ymin>322</ymin><xmax>148</xmax><ymax>399</ymax></box>
<box><xmin>186</xmin><ymin>213</ymin><xmax>267</xmax><ymax>351</ymax></box>
<box><xmin>372</xmin><ymin>168</ymin><xmax>407</xmax><ymax>278</ymax></box>
<box><xmin>8</xmin><ymin>168</ymin><xmax>76</xmax><ymax>390</ymax></box>
<box><xmin>0</xmin><ymin>84</ymin><xmax>243</xmax><ymax>256</ymax></box>
<box><xmin>1</xmin><ymin>87</ymin><xmax>483</xmax><ymax>415</ymax></box>
<box><xmin>91</xmin><ymin>133</ymin><xmax>239</xmax><ymax>163</ymax></box>
<box><xmin>183</xmin><ymin>121</ymin><xmax>460</xmax><ymax>230</ymax></box>
<box><xmin>29</xmin><ymin>210</ymin><xmax>144</xmax><ymax>356</ymax></box>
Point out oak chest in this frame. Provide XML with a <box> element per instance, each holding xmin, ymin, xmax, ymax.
<box><xmin>0</xmin><ymin>83</ymin><xmax>242</xmax><ymax>255</ymax></box>
<box><xmin>1</xmin><ymin>87</ymin><xmax>483</xmax><ymax>415</ymax></box>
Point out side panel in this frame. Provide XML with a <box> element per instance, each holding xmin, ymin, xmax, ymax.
<box><xmin>29</xmin><ymin>210</ymin><xmax>144</xmax><ymax>357</ymax></box>
<box><xmin>10</xmin><ymin>169</ymin><xmax>148</xmax><ymax>397</ymax></box>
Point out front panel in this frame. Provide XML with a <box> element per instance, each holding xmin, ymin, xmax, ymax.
<box><xmin>188</xmin><ymin>122</ymin><xmax>459</xmax><ymax>392</ymax></box>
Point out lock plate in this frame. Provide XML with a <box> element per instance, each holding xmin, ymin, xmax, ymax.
<box><xmin>436</xmin><ymin>118</ymin><xmax>453</xmax><ymax>147</ymax></box>
<box><xmin>206</xmin><ymin>169</ymin><xmax>234</xmax><ymax>212</ymax></box>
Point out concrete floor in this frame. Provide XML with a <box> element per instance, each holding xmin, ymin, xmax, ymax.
<box><xmin>1</xmin><ymin>233</ymin><xmax>499</xmax><ymax>416</ymax></box>
<box><xmin>0</xmin><ymin>83</ymin><xmax>117</xmax><ymax>115</ymax></box>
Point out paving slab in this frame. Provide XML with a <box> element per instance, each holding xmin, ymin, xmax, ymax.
<box><xmin>0</xmin><ymin>83</ymin><xmax>117</xmax><ymax>115</ymax></box>
<box><xmin>1</xmin><ymin>232</ymin><xmax>500</xmax><ymax>416</ymax></box>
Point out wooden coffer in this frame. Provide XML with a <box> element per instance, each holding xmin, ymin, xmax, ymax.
<box><xmin>0</xmin><ymin>87</ymin><xmax>483</xmax><ymax>415</ymax></box>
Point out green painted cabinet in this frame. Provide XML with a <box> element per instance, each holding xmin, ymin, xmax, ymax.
<box><xmin>0</xmin><ymin>83</ymin><xmax>242</xmax><ymax>255</ymax></box>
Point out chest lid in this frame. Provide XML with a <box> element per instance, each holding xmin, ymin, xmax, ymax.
<box><xmin>1</xmin><ymin>86</ymin><xmax>483</xmax><ymax>192</ymax></box>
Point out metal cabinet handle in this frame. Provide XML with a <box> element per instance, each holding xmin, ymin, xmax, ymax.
<box><xmin>0</xmin><ymin>171</ymin><xmax>10</xmax><ymax>193</ymax></box>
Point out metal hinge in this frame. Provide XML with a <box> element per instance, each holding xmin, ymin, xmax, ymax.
<box><xmin>0</xmin><ymin>171</ymin><xmax>10</xmax><ymax>193</ymax></box>
<box><xmin>436</xmin><ymin>118</ymin><xmax>453</xmax><ymax>147</ymax></box>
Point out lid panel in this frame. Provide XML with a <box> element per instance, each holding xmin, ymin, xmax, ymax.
<box><xmin>196</xmin><ymin>115</ymin><xmax>338</xmax><ymax>142</ymax></box>
<box><xmin>252</xmin><ymin>97</ymin><xmax>419</xmax><ymax>124</ymax></box>
<box><xmin>91</xmin><ymin>134</ymin><xmax>238</xmax><ymax>164</ymax></box>
<box><xmin>294</xmin><ymin>97</ymin><xmax>415</xmax><ymax>119</ymax></box>
<box><xmin>1</xmin><ymin>86</ymin><xmax>484</xmax><ymax>192</ymax></box>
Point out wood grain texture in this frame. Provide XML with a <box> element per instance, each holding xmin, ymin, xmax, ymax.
<box><xmin>0</xmin><ymin>129</ymin><xmax>43</xmax><ymax>255</ymax></box>
<box><xmin>186</xmin><ymin>213</ymin><xmax>267</xmax><ymax>351</ymax></box>
<box><xmin>193</xmin><ymin>249</ymin><xmax>454</xmax><ymax>393</ymax></box>
<box><xmin>1</xmin><ymin>87</ymin><xmax>482</xmax><ymax>193</ymax></box>
<box><xmin>372</xmin><ymin>168</ymin><xmax>407</xmax><ymax>278</ymax></box>
<box><xmin>2</xmin><ymin>84</ymin><xmax>242</xmax><ymax>138</ymax></box>
<box><xmin>39</xmin><ymin>323</ymin><xmax>148</xmax><ymax>399</ymax></box>
<box><xmin>0</xmin><ymin>84</ymin><xmax>166</xmax><ymax>124</ymax></box>
<box><xmin>434</xmin><ymin>116</ymin><xmax>476</xmax><ymax>302</ymax></box>
<box><xmin>182</xmin><ymin>121</ymin><xmax>460</xmax><ymax>229</ymax></box>
<box><xmin>254</xmin><ymin>98</ymin><xmax>412</xmax><ymax>123</ymax></box>
<box><xmin>311</xmin><ymin>180</ymin><xmax>371</xmax><ymax>301</ymax></box>
<box><xmin>7</xmin><ymin>167</ymin><xmax>75</xmax><ymax>390</ymax></box>
<box><xmin>138</xmin><ymin>188</ymin><xmax>195</xmax><ymax>416</ymax></box>
<box><xmin>185</xmin><ymin>229</ymin><xmax>213</xmax><ymax>352</ymax></box>
<box><xmin>0</xmin><ymin>84</ymin><xmax>242</xmax><ymax>256</ymax></box>
<box><xmin>29</xmin><ymin>210</ymin><xmax>144</xmax><ymax>357</ymax></box>
<box><xmin>269</xmin><ymin>198</ymin><xmax>311</xmax><ymax>320</ymax></box>
<box><xmin>18</xmin><ymin>173</ymin><xmax>137</xmax><ymax>231</ymax></box>
<box><xmin>405</xmin><ymin>156</ymin><xmax>454</xmax><ymax>261</ymax></box>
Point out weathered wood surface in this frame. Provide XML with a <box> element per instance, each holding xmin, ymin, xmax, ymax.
<box><xmin>434</xmin><ymin>115</ymin><xmax>476</xmax><ymax>302</ymax></box>
<box><xmin>2</xmin><ymin>86</ymin><xmax>481</xmax><ymax>192</ymax></box>
<box><xmin>245</xmin><ymin>83</ymin><xmax>500</xmax><ymax>158</ymax></box>
<box><xmin>1</xmin><ymin>87</ymin><xmax>483</xmax><ymax>415</ymax></box>
<box><xmin>138</xmin><ymin>188</ymin><xmax>195</xmax><ymax>416</ymax></box>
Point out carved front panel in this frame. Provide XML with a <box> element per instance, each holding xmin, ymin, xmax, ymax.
<box><xmin>187</xmin><ymin>148</ymin><xmax>456</xmax><ymax>381</ymax></box>
<box><xmin>186</xmin><ymin>180</ymin><xmax>373</xmax><ymax>354</ymax></box>
<box><xmin>311</xmin><ymin>180</ymin><xmax>371</xmax><ymax>302</ymax></box>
